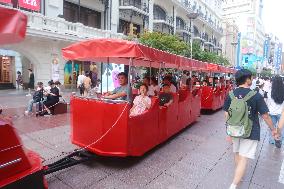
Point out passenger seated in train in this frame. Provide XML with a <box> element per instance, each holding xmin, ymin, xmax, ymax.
<box><xmin>159</xmin><ymin>84</ymin><xmax>173</xmax><ymax>107</ymax></box>
<box><xmin>150</xmin><ymin>77</ymin><xmax>160</xmax><ymax>96</ymax></box>
<box><xmin>202</xmin><ymin>80</ymin><xmax>209</xmax><ymax>86</ymax></box>
<box><xmin>143</xmin><ymin>77</ymin><xmax>154</xmax><ymax>96</ymax></box>
<box><xmin>180</xmin><ymin>70</ymin><xmax>190</xmax><ymax>88</ymax></box>
<box><xmin>129</xmin><ymin>84</ymin><xmax>151</xmax><ymax>117</ymax></box>
<box><xmin>208</xmin><ymin>77</ymin><xmax>214</xmax><ymax>86</ymax></box>
<box><xmin>163</xmin><ymin>76</ymin><xmax>177</xmax><ymax>93</ymax></box>
<box><xmin>104</xmin><ymin>72</ymin><xmax>132</xmax><ymax>101</ymax></box>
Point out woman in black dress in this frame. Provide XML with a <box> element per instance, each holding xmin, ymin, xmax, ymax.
<box><xmin>42</xmin><ymin>80</ymin><xmax>59</xmax><ymax>115</ymax></box>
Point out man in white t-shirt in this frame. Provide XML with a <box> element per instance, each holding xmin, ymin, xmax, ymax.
<box><xmin>77</xmin><ymin>71</ymin><xmax>86</xmax><ymax>96</ymax></box>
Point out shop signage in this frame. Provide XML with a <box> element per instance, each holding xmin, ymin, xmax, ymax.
<box><xmin>0</xmin><ymin>0</ymin><xmax>12</xmax><ymax>3</ymax></box>
<box><xmin>18</xmin><ymin>0</ymin><xmax>40</xmax><ymax>11</ymax></box>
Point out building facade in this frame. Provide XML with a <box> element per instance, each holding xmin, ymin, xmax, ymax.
<box><xmin>222</xmin><ymin>0</ymin><xmax>265</xmax><ymax>70</ymax></box>
<box><xmin>221</xmin><ymin>20</ymin><xmax>239</xmax><ymax>66</ymax></box>
<box><xmin>0</xmin><ymin>0</ymin><xmax>224</xmax><ymax>88</ymax></box>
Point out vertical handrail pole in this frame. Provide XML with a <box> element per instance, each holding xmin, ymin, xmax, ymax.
<box><xmin>158</xmin><ymin>62</ymin><xmax>162</xmax><ymax>87</ymax></box>
<box><xmin>107</xmin><ymin>58</ymin><xmax>109</xmax><ymax>92</ymax></box>
<box><xmin>127</xmin><ymin>58</ymin><xmax>133</xmax><ymax>102</ymax></box>
<box><xmin>71</xmin><ymin>61</ymin><xmax>74</xmax><ymax>92</ymax></box>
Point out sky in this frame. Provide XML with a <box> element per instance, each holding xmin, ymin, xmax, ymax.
<box><xmin>263</xmin><ymin>0</ymin><xmax>284</xmax><ymax>42</ymax></box>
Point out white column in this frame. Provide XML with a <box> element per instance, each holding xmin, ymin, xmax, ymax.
<box><xmin>148</xmin><ymin>0</ymin><xmax>154</xmax><ymax>32</ymax></box>
<box><xmin>111</xmin><ymin>0</ymin><xmax>119</xmax><ymax>33</ymax></box>
<box><xmin>173</xmin><ymin>6</ymin><xmax>177</xmax><ymax>34</ymax></box>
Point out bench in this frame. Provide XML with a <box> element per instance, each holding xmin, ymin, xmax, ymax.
<box><xmin>51</xmin><ymin>102</ymin><xmax>68</xmax><ymax>115</ymax></box>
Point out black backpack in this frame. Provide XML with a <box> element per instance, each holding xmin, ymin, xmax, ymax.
<box><xmin>33</xmin><ymin>90</ymin><xmax>43</xmax><ymax>102</ymax></box>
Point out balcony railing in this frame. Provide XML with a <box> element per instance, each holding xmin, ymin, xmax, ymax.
<box><xmin>22</xmin><ymin>10</ymin><xmax>124</xmax><ymax>41</ymax></box>
<box><xmin>119</xmin><ymin>0</ymin><xmax>149</xmax><ymax>13</ymax></box>
<box><xmin>176</xmin><ymin>24</ymin><xmax>191</xmax><ymax>33</ymax></box>
<box><xmin>153</xmin><ymin>15</ymin><xmax>174</xmax><ymax>27</ymax></box>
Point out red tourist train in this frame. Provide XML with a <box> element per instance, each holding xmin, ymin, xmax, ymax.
<box><xmin>62</xmin><ymin>38</ymin><xmax>235</xmax><ymax>157</ymax></box>
<box><xmin>0</xmin><ymin>9</ymin><xmax>235</xmax><ymax>187</ymax></box>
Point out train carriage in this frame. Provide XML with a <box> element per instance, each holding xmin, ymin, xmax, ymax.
<box><xmin>62</xmin><ymin>38</ymin><xmax>204</xmax><ymax>157</ymax></box>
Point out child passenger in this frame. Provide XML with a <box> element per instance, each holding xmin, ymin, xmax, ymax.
<box><xmin>159</xmin><ymin>84</ymin><xmax>173</xmax><ymax>107</ymax></box>
<box><xmin>129</xmin><ymin>84</ymin><xmax>151</xmax><ymax>117</ymax></box>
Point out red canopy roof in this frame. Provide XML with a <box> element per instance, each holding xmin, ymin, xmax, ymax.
<box><xmin>62</xmin><ymin>38</ymin><xmax>235</xmax><ymax>72</ymax></box>
<box><xmin>0</xmin><ymin>7</ymin><xmax>27</xmax><ymax>45</ymax></box>
<box><xmin>62</xmin><ymin>38</ymin><xmax>182</xmax><ymax>68</ymax></box>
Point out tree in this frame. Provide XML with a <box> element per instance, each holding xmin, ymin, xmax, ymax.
<box><xmin>139</xmin><ymin>32</ymin><xmax>189</xmax><ymax>56</ymax></box>
<box><xmin>131</xmin><ymin>32</ymin><xmax>231</xmax><ymax>66</ymax></box>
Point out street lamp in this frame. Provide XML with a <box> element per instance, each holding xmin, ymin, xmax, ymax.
<box><xmin>187</xmin><ymin>13</ymin><xmax>199</xmax><ymax>59</ymax></box>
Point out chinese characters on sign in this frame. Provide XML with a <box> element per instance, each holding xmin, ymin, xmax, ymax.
<box><xmin>18</xmin><ymin>0</ymin><xmax>40</xmax><ymax>11</ymax></box>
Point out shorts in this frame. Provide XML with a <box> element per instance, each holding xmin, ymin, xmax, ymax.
<box><xmin>232</xmin><ymin>138</ymin><xmax>258</xmax><ymax>159</ymax></box>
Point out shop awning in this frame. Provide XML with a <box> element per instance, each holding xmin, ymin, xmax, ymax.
<box><xmin>0</xmin><ymin>7</ymin><xmax>27</xmax><ymax>45</ymax></box>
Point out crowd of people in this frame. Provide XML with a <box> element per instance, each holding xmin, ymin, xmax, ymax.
<box><xmin>223</xmin><ymin>69</ymin><xmax>284</xmax><ymax>189</ymax></box>
<box><xmin>100</xmin><ymin>71</ymin><xmax>233</xmax><ymax>118</ymax></box>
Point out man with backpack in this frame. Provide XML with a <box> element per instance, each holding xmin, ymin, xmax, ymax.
<box><xmin>25</xmin><ymin>82</ymin><xmax>44</xmax><ymax>116</ymax></box>
<box><xmin>223</xmin><ymin>69</ymin><xmax>277</xmax><ymax>189</ymax></box>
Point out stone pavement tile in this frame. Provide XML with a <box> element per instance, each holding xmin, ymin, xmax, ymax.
<box><xmin>106</xmin><ymin>157</ymin><xmax>164</xmax><ymax>187</ymax></box>
<box><xmin>251</xmin><ymin>165</ymin><xmax>284</xmax><ymax>189</ymax></box>
<box><xmin>36</xmin><ymin>147</ymin><xmax>62</xmax><ymax>162</ymax></box>
<box><xmin>195</xmin><ymin>160</ymin><xmax>234</xmax><ymax>189</ymax></box>
<box><xmin>47</xmin><ymin>176</ymin><xmax>73</xmax><ymax>189</ymax></box>
<box><xmin>165</xmin><ymin>160</ymin><xmax>209</xmax><ymax>187</ymax></box>
<box><xmin>248</xmin><ymin>182</ymin><xmax>265</xmax><ymax>189</ymax></box>
<box><xmin>181</xmin><ymin>152</ymin><xmax>219</xmax><ymax>170</ymax></box>
<box><xmin>146</xmin><ymin>172</ymin><xmax>194</xmax><ymax>189</ymax></box>
<box><xmin>89</xmin><ymin>175</ymin><xmax>139</xmax><ymax>189</ymax></box>
<box><xmin>56</xmin><ymin>163</ymin><xmax>109</xmax><ymax>189</ymax></box>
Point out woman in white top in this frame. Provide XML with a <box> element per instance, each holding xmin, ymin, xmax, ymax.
<box><xmin>266</xmin><ymin>76</ymin><xmax>284</xmax><ymax>144</ymax></box>
<box><xmin>130</xmin><ymin>84</ymin><xmax>151</xmax><ymax>117</ymax></box>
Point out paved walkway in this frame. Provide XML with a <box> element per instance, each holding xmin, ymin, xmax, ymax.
<box><xmin>1</xmin><ymin>89</ymin><xmax>284</xmax><ymax>189</ymax></box>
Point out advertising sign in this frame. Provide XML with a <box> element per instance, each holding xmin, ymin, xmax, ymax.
<box><xmin>18</xmin><ymin>0</ymin><xmax>40</xmax><ymax>11</ymax></box>
<box><xmin>275</xmin><ymin>43</ymin><xmax>282</xmax><ymax>70</ymax></box>
<box><xmin>263</xmin><ymin>39</ymin><xmax>270</xmax><ymax>60</ymax></box>
<box><xmin>0</xmin><ymin>0</ymin><xmax>12</xmax><ymax>3</ymax></box>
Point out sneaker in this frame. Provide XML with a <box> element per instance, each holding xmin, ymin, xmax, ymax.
<box><xmin>26</xmin><ymin>94</ymin><xmax>31</xmax><ymax>97</ymax></box>
<box><xmin>24</xmin><ymin>111</ymin><xmax>29</xmax><ymax>116</ymax></box>
<box><xmin>275</xmin><ymin>140</ymin><xmax>282</xmax><ymax>148</ymax></box>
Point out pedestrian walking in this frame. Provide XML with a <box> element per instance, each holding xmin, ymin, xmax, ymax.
<box><xmin>223</xmin><ymin>69</ymin><xmax>277</xmax><ymax>189</ymax></box>
<box><xmin>250</xmin><ymin>75</ymin><xmax>257</xmax><ymax>90</ymax></box>
<box><xmin>16</xmin><ymin>71</ymin><xmax>23</xmax><ymax>89</ymax></box>
<box><xmin>266</xmin><ymin>76</ymin><xmax>284</xmax><ymax>146</ymax></box>
<box><xmin>83</xmin><ymin>71</ymin><xmax>91</xmax><ymax>97</ymax></box>
<box><xmin>77</xmin><ymin>71</ymin><xmax>86</xmax><ymax>96</ymax></box>
<box><xmin>26</xmin><ymin>69</ymin><xmax>34</xmax><ymax>96</ymax></box>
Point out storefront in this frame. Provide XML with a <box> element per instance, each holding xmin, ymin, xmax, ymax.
<box><xmin>63</xmin><ymin>61</ymin><xmax>124</xmax><ymax>92</ymax></box>
<box><xmin>0</xmin><ymin>56</ymin><xmax>13</xmax><ymax>83</ymax></box>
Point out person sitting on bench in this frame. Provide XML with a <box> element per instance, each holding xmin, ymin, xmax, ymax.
<box><xmin>25</xmin><ymin>82</ymin><xmax>44</xmax><ymax>116</ymax></box>
<box><xmin>41</xmin><ymin>80</ymin><xmax>59</xmax><ymax>116</ymax></box>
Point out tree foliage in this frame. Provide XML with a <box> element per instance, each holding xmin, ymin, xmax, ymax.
<box><xmin>139</xmin><ymin>32</ymin><xmax>189</xmax><ymax>56</ymax></box>
<box><xmin>137</xmin><ymin>32</ymin><xmax>231</xmax><ymax>66</ymax></box>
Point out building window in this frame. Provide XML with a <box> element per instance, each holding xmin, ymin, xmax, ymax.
<box><xmin>176</xmin><ymin>17</ymin><xmax>185</xmax><ymax>29</ymax></box>
<box><xmin>118</xmin><ymin>19</ymin><xmax>141</xmax><ymax>36</ymax></box>
<box><xmin>153</xmin><ymin>4</ymin><xmax>166</xmax><ymax>20</ymax></box>
<box><xmin>193</xmin><ymin>26</ymin><xmax>199</xmax><ymax>37</ymax></box>
<box><xmin>63</xmin><ymin>1</ymin><xmax>101</xmax><ymax>29</ymax></box>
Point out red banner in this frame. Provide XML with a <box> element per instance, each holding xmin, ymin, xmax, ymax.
<box><xmin>18</xmin><ymin>0</ymin><xmax>40</xmax><ymax>11</ymax></box>
<box><xmin>0</xmin><ymin>0</ymin><xmax>12</xmax><ymax>3</ymax></box>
